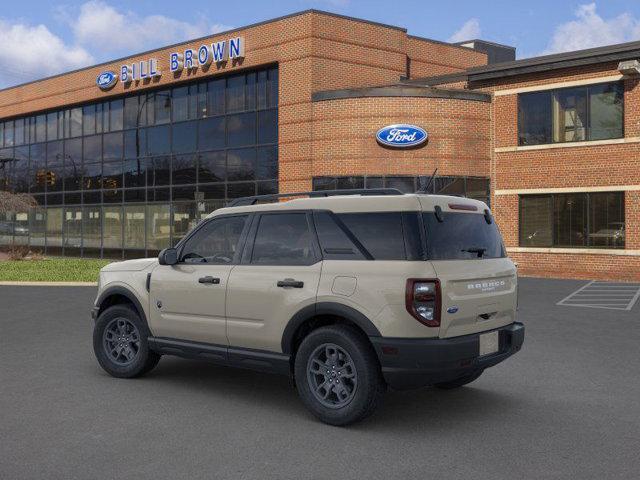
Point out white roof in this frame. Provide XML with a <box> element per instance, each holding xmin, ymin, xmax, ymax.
<box><xmin>207</xmin><ymin>194</ymin><xmax>489</xmax><ymax>217</ymax></box>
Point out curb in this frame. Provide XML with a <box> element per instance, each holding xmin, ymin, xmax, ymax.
<box><xmin>0</xmin><ymin>281</ymin><xmax>98</xmax><ymax>286</ymax></box>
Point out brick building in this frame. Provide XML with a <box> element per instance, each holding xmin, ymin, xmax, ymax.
<box><xmin>0</xmin><ymin>10</ymin><xmax>637</xmax><ymax>280</ymax></box>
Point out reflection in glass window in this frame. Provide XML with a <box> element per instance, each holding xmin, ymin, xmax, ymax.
<box><xmin>147</xmin><ymin>125</ymin><xmax>171</xmax><ymax>155</ymax></box>
<box><xmin>172</xmin><ymin>154</ymin><xmax>197</xmax><ymax>185</ymax></box>
<box><xmin>227</xmin><ymin>182</ymin><xmax>255</xmax><ymax>199</ymax></box>
<box><xmin>257</xmin><ymin>109</ymin><xmax>277</xmax><ymax>144</ymax></box>
<box><xmin>102</xmin><ymin>160</ymin><xmax>122</xmax><ymax>190</ymax></box>
<box><xmin>519</xmin><ymin>193</ymin><xmax>624</xmax><ymax>249</ymax></box>
<box><xmin>226</xmin><ymin>75</ymin><xmax>245</xmax><ymax>113</ymax></box>
<box><xmin>83</xmin><ymin>105</ymin><xmax>96</xmax><ymax>136</ymax></box>
<box><xmin>110</xmin><ymin>100</ymin><xmax>124</xmax><ymax>131</ymax></box>
<box><xmin>590</xmin><ymin>83</ymin><xmax>623</xmax><ymax>140</ymax></box>
<box><xmin>103</xmin><ymin>206</ymin><xmax>123</xmax><ymax>250</ymax></box>
<box><xmin>150</xmin><ymin>156</ymin><xmax>171</xmax><ymax>186</ymax></box>
<box><xmin>172</xmin><ymin>87</ymin><xmax>189</xmax><ymax>122</ymax></box>
<box><xmin>46</xmin><ymin>207</ymin><xmax>63</xmax><ymax>248</ymax></box>
<box><xmin>172</xmin><ymin>202</ymin><xmax>197</xmax><ymax>245</ymax></box>
<box><xmin>519</xmin><ymin>82</ymin><xmax>623</xmax><ymax>145</ymax></box>
<box><xmin>172</xmin><ymin>121</ymin><xmax>197</xmax><ymax>153</ymax></box>
<box><xmin>0</xmin><ymin>66</ymin><xmax>278</xmax><ymax>259</ymax></box>
<box><xmin>146</xmin><ymin>204</ymin><xmax>170</xmax><ymax>251</ymax></box>
<box><xmin>124</xmin><ymin>205</ymin><xmax>145</xmax><ymax>250</ymax></box>
<box><xmin>29</xmin><ymin>208</ymin><xmax>47</xmax><ymax>248</ymax></box>
<box><xmin>257</xmin><ymin>146</ymin><xmax>277</xmax><ymax>180</ymax></box>
<box><xmin>123</xmin><ymin>158</ymin><xmax>146</xmax><ymax>188</ymax></box>
<box><xmin>154</xmin><ymin>91</ymin><xmax>171</xmax><ymax>124</ymax></box>
<box><xmin>181</xmin><ymin>215</ymin><xmax>247</xmax><ymax>263</ymax></box>
<box><xmin>83</xmin><ymin>162</ymin><xmax>102</xmax><ymax>190</ymax></box>
<box><xmin>124</xmin><ymin>96</ymin><xmax>139</xmax><ymax>129</ymax></box>
<box><xmin>227</xmin><ymin>148</ymin><xmax>255</xmax><ymax>181</ymax></box>
<box><xmin>227</xmin><ymin>112</ymin><xmax>256</xmax><ymax>147</ymax></box>
<box><xmin>83</xmin><ymin>206</ymin><xmax>102</xmax><ymax>251</ymax></box>
<box><xmin>207</xmin><ymin>79</ymin><xmax>225</xmax><ymax>116</ymax></box>
<box><xmin>70</xmin><ymin>108</ymin><xmax>83</xmax><ymax>138</ymax></box>
<box><xmin>198</xmin><ymin>116</ymin><xmax>225</xmax><ymax>150</ymax></box>
<box><xmin>14</xmin><ymin>119</ymin><xmax>25</xmax><ymax>146</ymax></box>
<box><xmin>252</xmin><ymin>213</ymin><xmax>314</xmax><ymax>265</ymax></box>
<box><xmin>45</xmin><ymin>141</ymin><xmax>63</xmax><ymax>193</ymax></box>
<box><xmin>83</xmin><ymin>135</ymin><xmax>102</xmax><ymax>163</ymax></box>
<box><xmin>64</xmin><ymin>207</ymin><xmax>83</xmax><ymax>252</ymax></box>
<box><xmin>103</xmin><ymin>132</ymin><xmax>123</xmax><ymax>160</ymax></box>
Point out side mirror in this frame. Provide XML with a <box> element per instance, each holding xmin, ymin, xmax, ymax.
<box><xmin>158</xmin><ymin>248</ymin><xmax>178</xmax><ymax>266</ymax></box>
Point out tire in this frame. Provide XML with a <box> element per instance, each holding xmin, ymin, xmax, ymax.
<box><xmin>93</xmin><ymin>304</ymin><xmax>160</xmax><ymax>378</ymax></box>
<box><xmin>294</xmin><ymin>325</ymin><xmax>385</xmax><ymax>426</ymax></box>
<box><xmin>434</xmin><ymin>370</ymin><xmax>483</xmax><ymax>390</ymax></box>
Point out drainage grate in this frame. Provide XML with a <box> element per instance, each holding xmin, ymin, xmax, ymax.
<box><xmin>557</xmin><ymin>281</ymin><xmax>640</xmax><ymax>311</ymax></box>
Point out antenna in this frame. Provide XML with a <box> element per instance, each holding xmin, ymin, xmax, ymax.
<box><xmin>418</xmin><ymin>168</ymin><xmax>438</xmax><ymax>193</ymax></box>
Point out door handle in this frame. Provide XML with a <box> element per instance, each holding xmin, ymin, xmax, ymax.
<box><xmin>198</xmin><ymin>276</ymin><xmax>220</xmax><ymax>285</ymax></box>
<box><xmin>277</xmin><ymin>279</ymin><xmax>304</xmax><ymax>288</ymax></box>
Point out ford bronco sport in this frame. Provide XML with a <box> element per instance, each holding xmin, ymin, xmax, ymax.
<box><xmin>92</xmin><ymin>189</ymin><xmax>524</xmax><ymax>425</ymax></box>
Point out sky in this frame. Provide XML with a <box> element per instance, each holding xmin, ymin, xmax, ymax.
<box><xmin>2</xmin><ymin>0</ymin><xmax>640</xmax><ymax>88</ymax></box>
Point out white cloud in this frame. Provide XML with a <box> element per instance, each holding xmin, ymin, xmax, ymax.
<box><xmin>542</xmin><ymin>3</ymin><xmax>640</xmax><ymax>54</ymax></box>
<box><xmin>71</xmin><ymin>1</ymin><xmax>232</xmax><ymax>55</ymax></box>
<box><xmin>0</xmin><ymin>20</ymin><xmax>93</xmax><ymax>88</ymax></box>
<box><xmin>448</xmin><ymin>18</ymin><xmax>481</xmax><ymax>43</ymax></box>
<box><xmin>0</xmin><ymin>1</ymin><xmax>233</xmax><ymax>88</ymax></box>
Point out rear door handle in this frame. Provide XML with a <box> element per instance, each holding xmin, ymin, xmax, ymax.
<box><xmin>277</xmin><ymin>279</ymin><xmax>304</xmax><ymax>288</ymax></box>
<box><xmin>198</xmin><ymin>276</ymin><xmax>220</xmax><ymax>285</ymax></box>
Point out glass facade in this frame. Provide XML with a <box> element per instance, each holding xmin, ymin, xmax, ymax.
<box><xmin>0</xmin><ymin>66</ymin><xmax>278</xmax><ymax>257</ymax></box>
<box><xmin>519</xmin><ymin>192</ymin><xmax>625</xmax><ymax>249</ymax></box>
<box><xmin>313</xmin><ymin>175</ymin><xmax>491</xmax><ymax>205</ymax></box>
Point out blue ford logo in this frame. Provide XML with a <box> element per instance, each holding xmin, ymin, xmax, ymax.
<box><xmin>376</xmin><ymin>124</ymin><xmax>428</xmax><ymax>148</ymax></box>
<box><xmin>96</xmin><ymin>71</ymin><xmax>118</xmax><ymax>90</ymax></box>
<box><xmin>447</xmin><ymin>306</ymin><xmax>459</xmax><ymax>314</ymax></box>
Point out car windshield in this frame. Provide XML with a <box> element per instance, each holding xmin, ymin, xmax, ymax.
<box><xmin>423</xmin><ymin>211</ymin><xmax>506</xmax><ymax>260</ymax></box>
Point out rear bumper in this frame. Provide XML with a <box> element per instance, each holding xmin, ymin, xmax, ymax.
<box><xmin>370</xmin><ymin>322</ymin><xmax>524</xmax><ymax>390</ymax></box>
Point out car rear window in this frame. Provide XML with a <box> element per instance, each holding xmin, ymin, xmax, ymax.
<box><xmin>423</xmin><ymin>212</ymin><xmax>506</xmax><ymax>260</ymax></box>
<box><xmin>313</xmin><ymin>212</ymin><xmax>423</xmax><ymax>261</ymax></box>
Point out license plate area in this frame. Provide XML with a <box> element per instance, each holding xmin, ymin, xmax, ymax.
<box><xmin>479</xmin><ymin>330</ymin><xmax>499</xmax><ymax>357</ymax></box>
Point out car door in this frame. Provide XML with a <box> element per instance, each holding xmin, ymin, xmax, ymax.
<box><xmin>149</xmin><ymin>213</ymin><xmax>251</xmax><ymax>345</ymax></box>
<box><xmin>226</xmin><ymin>211</ymin><xmax>322</xmax><ymax>352</ymax></box>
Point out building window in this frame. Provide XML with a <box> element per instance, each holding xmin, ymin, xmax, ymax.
<box><xmin>518</xmin><ymin>82</ymin><xmax>623</xmax><ymax>145</ymax></box>
<box><xmin>0</xmin><ymin>65</ymin><xmax>278</xmax><ymax>259</ymax></box>
<box><xmin>519</xmin><ymin>192</ymin><xmax>625</xmax><ymax>248</ymax></box>
<box><xmin>312</xmin><ymin>175</ymin><xmax>490</xmax><ymax>205</ymax></box>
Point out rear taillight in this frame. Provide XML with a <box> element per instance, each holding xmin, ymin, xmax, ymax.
<box><xmin>405</xmin><ymin>279</ymin><xmax>441</xmax><ymax>327</ymax></box>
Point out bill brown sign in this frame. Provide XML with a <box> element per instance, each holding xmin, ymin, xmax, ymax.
<box><xmin>97</xmin><ymin>36</ymin><xmax>245</xmax><ymax>89</ymax></box>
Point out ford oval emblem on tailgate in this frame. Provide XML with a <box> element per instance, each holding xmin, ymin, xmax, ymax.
<box><xmin>447</xmin><ymin>306</ymin><xmax>459</xmax><ymax>314</ymax></box>
<box><xmin>376</xmin><ymin>124</ymin><xmax>428</xmax><ymax>148</ymax></box>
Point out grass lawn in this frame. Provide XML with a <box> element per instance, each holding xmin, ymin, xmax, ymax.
<box><xmin>0</xmin><ymin>258</ymin><xmax>112</xmax><ymax>282</ymax></box>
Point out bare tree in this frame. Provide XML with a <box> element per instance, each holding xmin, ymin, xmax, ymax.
<box><xmin>0</xmin><ymin>191</ymin><xmax>37</xmax><ymax>214</ymax></box>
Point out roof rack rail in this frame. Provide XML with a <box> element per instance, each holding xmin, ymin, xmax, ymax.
<box><xmin>225</xmin><ymin>188</ymin><xmax>404</xmax><ymax>207</ymax></box>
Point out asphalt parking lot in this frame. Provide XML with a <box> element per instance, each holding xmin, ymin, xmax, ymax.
<box><xmin>1</xmin><ymin>277</ymin><xmax>639</xmax><ymax>480</ymax></box>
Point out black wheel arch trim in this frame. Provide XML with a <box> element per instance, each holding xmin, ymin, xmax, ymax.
<box><xmin>95</xmin><ymin>286</ymin><xmax>148</xmax><ymax>326</ymax></box>
<box><xmin>281</xmin><ymin>302</ymin><xmax>382</xmax><ymax>354</ymax></box>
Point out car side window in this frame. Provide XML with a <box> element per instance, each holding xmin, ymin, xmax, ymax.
<box><xmin>251</xmin><ymin>213</ymin><xmax>315</xmax><ymax>265</ymax></box>
<box><xmin>180</xmin><ymin>215</ymin><xmax>248</xmax><ymax>264</ymax></box>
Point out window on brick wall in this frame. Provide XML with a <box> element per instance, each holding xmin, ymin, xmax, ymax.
<box><xmin>519</xmin><ymin>192</ymin><xmax>625</xmax><ymax>248</ymax></box>
<box><xmin>312</xmin><ymin>175</ymin><xmax>490</xmax><ymax>205</ymax></box>
<box><xmin>518</xmin><ymin>82</ymin><xmax>623</xmax><ymax>145</ymax></box>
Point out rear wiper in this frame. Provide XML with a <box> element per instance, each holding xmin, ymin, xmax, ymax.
<box><xmin>462</xmin><ymin>247</ymin><xmax>486</xmax><ymax>258</ymax></box>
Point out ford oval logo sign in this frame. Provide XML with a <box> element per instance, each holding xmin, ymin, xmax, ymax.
<box><xmin>96</xmin><ymin>71</ymin><xmax>118</xmax><ymax>90</ymax></box>
<box><xmin>376</xmin><ymin>124</ymin><xmax>428</xmax><ymax>148</ymax></box>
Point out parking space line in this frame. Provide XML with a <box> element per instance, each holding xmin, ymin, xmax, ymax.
<box><xmin>557</xmin><ymin>281</ymin><xmax>640</xmax><ymax>311</ymax></box>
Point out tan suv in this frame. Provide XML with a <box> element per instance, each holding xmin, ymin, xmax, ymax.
<box><xmin>91</xmin><ymin>189</ymin><xmax>524</xmax><ymax>425</ymax></box>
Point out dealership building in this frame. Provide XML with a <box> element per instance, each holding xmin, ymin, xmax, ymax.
<box><xmin>0</xmin><ymin>10</ymin><xmax>639</xmax><ymax>280</ymax></box>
